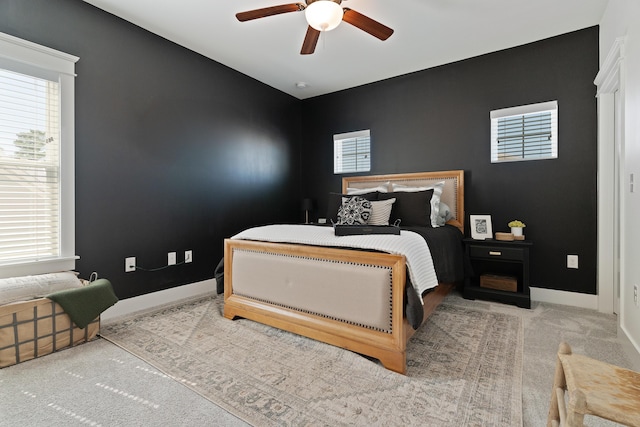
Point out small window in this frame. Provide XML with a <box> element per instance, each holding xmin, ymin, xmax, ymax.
<box><xmin>334</xmin><ymin>129</ymin><xmax>370</xmax><ymax>174</ymax></box>
<box><xmin>490</xmin><ymin>101</ymin><xmax>558</xmax><ymax>163</ymax></box>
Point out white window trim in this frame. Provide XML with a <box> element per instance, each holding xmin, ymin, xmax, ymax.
<box><xmin>0</xmin><ymin>32</ymin><xmax>79</xmax><ymax>278</ymax></box>
<box><xmin>490</xmin><ymin>100</ymin><xmax>558</xmax><ymax>163</ymax></box>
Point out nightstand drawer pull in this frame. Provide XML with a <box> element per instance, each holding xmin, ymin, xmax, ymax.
<box><xmin>489</xmin><ymin>251</ymin><xmax>502</xmax><ymax>256</ymax></box>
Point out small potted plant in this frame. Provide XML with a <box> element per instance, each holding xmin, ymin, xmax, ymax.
<box><xmin>508</xmin><ymin>220</ymin><xmax>526</xmax><ymax>236</ymax></box>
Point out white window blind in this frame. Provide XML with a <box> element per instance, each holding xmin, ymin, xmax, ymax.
<box><xmin>490</xmin><ymin>101</ymin><xmax>558</xmax><ymax>163</ymax></box>
<box><xmin>0</xmin><ymin>69</ymin><xmax>60</xmax><ymax>264</ymax></box>
<box><xmin>334</xmin><ymin>129</ymin><xmax>370</xmax><ymax>174</ymax></box>
<box><xmin>0</xmin><ymin>32</ymin><xmax>78</xmax><ymax>278</ymax></box>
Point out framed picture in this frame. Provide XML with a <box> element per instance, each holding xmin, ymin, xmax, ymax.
<box><xmin>470</xmin><ymin>215</ymin><xmax>493</xmax><ymax>240</ymax></box>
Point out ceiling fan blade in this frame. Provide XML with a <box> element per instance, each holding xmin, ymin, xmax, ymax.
<box><xmin>300</xmin><ymin>26</ymin><xmax>320</xmax><ymax>55</ymax></box>
<box><xmin>342</xmin><ymin>8</ymin><xmax>394</xmax><ymax>41</ymax></box>
<box><xmin>236</xmin><ymin>4</ymin><xmax>303</xmax><ymax>22</ymax></box>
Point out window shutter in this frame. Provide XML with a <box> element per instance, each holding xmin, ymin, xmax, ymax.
<box><xmin>0</xmin><ymin>69</ymin><xmax>61</xmax><ymax>264</ymax></box>
<box><xmin>491</xmin><ymin>101</ymin><xmax>558</xmax><ymax>163</ymax></box>
<box><xmin>334</xmin><ymin>130</ymin><xmax>371</xmax><ymax>174</ymax></box>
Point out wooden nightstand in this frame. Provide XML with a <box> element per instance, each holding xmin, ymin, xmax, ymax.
<box><xmin>462</xmin><ymin>238</ymin><xmax>532</xmax><ymax>308</ymax></box>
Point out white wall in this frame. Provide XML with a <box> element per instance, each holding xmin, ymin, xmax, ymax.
<box><xmin>600</xmin><ymin>0</ymin><xmax>640</xmax><ymax>352</ymax></box>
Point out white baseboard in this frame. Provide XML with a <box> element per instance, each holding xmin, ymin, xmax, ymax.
<box><xmin>530</xmin><ymin>286</ymin><xmax>599</xmax><ymax>310</ymax></box>
<box><xmin>101</xmin><ymin>279</ymin><xmax>216</xmax><ymax>322</ymax></box>
<box><xmin>104</xmin><ymin>283</ymin><xmax>599</xmax><ymax>322</ymax></box>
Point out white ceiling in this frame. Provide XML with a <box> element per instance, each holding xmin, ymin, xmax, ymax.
<box><xmin>82</xmin><ymin>0</ymin><xmax>609</xmax><ymax>99</ymax></box>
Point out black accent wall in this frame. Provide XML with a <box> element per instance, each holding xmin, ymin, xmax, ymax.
<box><xmin>0</xmin><ymin>0</ymin><xmax>302</xmax><ymax>299</ymax></box>
<box><xmin>300</xmin><ymin>27</ymin><xmax>599</xmax><ymax>294</ymax></box>
<box><xmin>0</xmin><ymin>1</ymin><xmax>599</xmax><ymax>297</ymax></box>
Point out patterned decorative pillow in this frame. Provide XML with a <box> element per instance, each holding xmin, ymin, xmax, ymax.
<box><xmin>326</xmin><ymin>192</ymin><xmax>378</xmax><ymax>224</ymax></box>
<box><xmin>337</xmin><ymin>196</ymin><xmax>372</xmax><ymax>225</ymax></box>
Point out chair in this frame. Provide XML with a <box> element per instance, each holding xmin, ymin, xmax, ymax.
<box><xmin>547</xmin><ymin>342</ymin><xmax>640</xmax><ymax>426</ymax></box>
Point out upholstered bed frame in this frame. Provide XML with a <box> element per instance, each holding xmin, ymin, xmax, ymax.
<box><xmin>223</xmin><ymin>170</ymin><xmax>464</xmax><ymax>374</ymax></box>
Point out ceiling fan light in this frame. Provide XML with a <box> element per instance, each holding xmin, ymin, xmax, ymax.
<box><xmin>305</xmin><ymin>1</ymin><xmax>343</xmax><ymax>32</ymax></box>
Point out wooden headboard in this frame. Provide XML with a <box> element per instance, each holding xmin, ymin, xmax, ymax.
<box><xmin>342</xmin><ymin>170</ymin><xmax>465</xmax><ymax>233</ymax></box>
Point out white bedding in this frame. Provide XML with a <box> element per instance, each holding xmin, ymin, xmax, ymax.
<box><xmin>231</xmin><ymin>224</ymin><xmax>439</xmax><ymax>299</ymax></box>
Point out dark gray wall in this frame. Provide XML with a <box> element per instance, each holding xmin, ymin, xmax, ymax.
<box><xmin>300</xmin><ymin>27</ymin><xmax>599</xmax><ymax>294</ymax></box>
<box><xmin>0</xmin><ymin>0</ymin><xmax>302</xmax><ymax>299</ymax></box>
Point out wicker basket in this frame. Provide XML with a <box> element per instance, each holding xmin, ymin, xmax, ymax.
<box><xmin>0</xmin><ymin>298</ymin><xmax>99</xmax><ymax>368</ymax></box>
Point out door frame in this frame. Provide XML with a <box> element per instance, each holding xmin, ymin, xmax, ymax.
<box><xmin>595</xmin><ymin>37</ymin><xmax>626</xmax><ymax>314</ymax></box>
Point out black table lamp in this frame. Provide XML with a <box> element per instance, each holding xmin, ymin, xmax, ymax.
<box><xmin>301</xmin><ymin>198</ymin><xmax>315</xmax><ymax>224</ymax></box>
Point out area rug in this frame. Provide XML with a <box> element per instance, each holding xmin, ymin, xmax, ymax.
<box><xmin>101</xmin><ymin>295</ymin><xmax>523</xmax><ymax>426</ymax></box>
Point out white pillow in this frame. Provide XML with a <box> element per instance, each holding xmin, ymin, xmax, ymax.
<box><xmin>391</xmin><ymin>181</ymin><xmax>445</xmax><ymax>227</ymax></box>
<box><xmin>369</xmin><ymin>198</ymin><xmax>396</xmax><ymax>225</ymax></box>
<box><xmin>346</xmin><ymin>185</ymin><xmax>388</xmax><ymax>195</ymax></box>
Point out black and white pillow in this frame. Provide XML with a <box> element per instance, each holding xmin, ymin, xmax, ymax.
<box><xmin>337</xmin><ymin>196</ymin><xmax>372</xmax><ymax>225</ymax></box>
<box><xmin>326</xmin><ymin>192</ymin><xmax>378</xmax><ymax>224</ymax></box>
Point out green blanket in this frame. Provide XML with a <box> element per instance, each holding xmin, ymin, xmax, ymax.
<box><xmin>47</xmin><ymin>279</ymin><xmax>118</xmax><ymax>329</ymax></box>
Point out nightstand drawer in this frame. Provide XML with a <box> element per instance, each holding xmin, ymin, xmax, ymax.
<box><xmin>469</xmin><ymin>245</ymin><xmax>524</xmax><ymax>261</ymax></box>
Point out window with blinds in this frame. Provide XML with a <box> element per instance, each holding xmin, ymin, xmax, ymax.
<box><xmin>0</xmin><ymin>32</ymin><xmax>78</xmax><ymax>278</ymax></box>
<box><xmin>490</xmin><ymin>101</ymin><xmax>558</xmax><ymax>163</ymax></box>
<box><xmin>0</xmin><ymin>69</ymin><xmax>60</xmax><ymax>264</ymax></box>
<box><xmin>334</xmin><ymin>130</ymin><xmax>371</xmax><ymax>174</ymax></box>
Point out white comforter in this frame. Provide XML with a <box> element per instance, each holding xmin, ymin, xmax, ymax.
<box><xmin>231</xmin><ymin>224</ymin><xmax>438</xmax><ymax>299</ymax></box>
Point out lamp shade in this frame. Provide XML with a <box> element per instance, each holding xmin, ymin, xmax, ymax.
<box><xmin>301</xmin><ymin>198</ymin><xmax>315</xmax><ymax>212</ymax></box>
<box><xmin>305</xmin><ymin>1</ymin><xmax>343</xmax><ymax>32</ymax></box>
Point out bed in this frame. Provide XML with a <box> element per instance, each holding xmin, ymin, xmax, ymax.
<box><xmin>223</xmin><ymin>170</ymin><xmax>465</xmax><ymax>374</ymax></box>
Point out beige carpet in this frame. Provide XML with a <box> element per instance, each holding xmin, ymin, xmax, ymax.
<box><xmin>101</xmin><ymin>295</ymin><xmax>523</xmax><ymax>426</ymax></box>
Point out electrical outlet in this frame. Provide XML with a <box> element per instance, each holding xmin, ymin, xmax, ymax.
<box><xmin>634</xmin><ymin>285</ymin><xmax>638</xmax><ymax>307</ymax></box>
<box><xmin>185</xmin><ymin>250</ymin><xmax>192</xmax><ymax>263</ymax></box>
<box><xmin>567</xmin><ymin>255</ymin><xmax>579</xmax><ymax>269</ymax></box>
<box><xmin>125</xmin><ymin>257</ymin><xmax>136</xmax><ymax>272</ymax></box>
<box><xmin>318</xmin><ymin>218</ymin><xmax>327</xmax><ymax>224</ymax></box>
<box><xmin>168</xmin><ymin>252</ymin><xmax>176</xmax><ymax>266</ymax></box>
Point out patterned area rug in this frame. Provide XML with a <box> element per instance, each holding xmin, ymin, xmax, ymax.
<box><xmin>101</xmin><ymin>295</ymin><xmax>523</xmax><ymax>426</ymax></box>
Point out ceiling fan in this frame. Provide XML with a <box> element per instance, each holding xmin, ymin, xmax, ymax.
<box><xmin>236</xmin><ymin>0</ymin><xmax>394</xmax><ymax>55</ymax></box>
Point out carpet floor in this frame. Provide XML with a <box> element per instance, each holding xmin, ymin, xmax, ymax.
<box><xmin>99</xmin><ymin>294</ymin><xmax>523</xmax><ymax>427</ymax></box>
<box><xmin>4</xmin><ymin>291</ymin><xmax>638</xmax><ymax>426</ymax></box>
<box><xmin>0</xmin><ymin>338</ymin><xmax>246</xmax><ymax>426</ymax></box>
